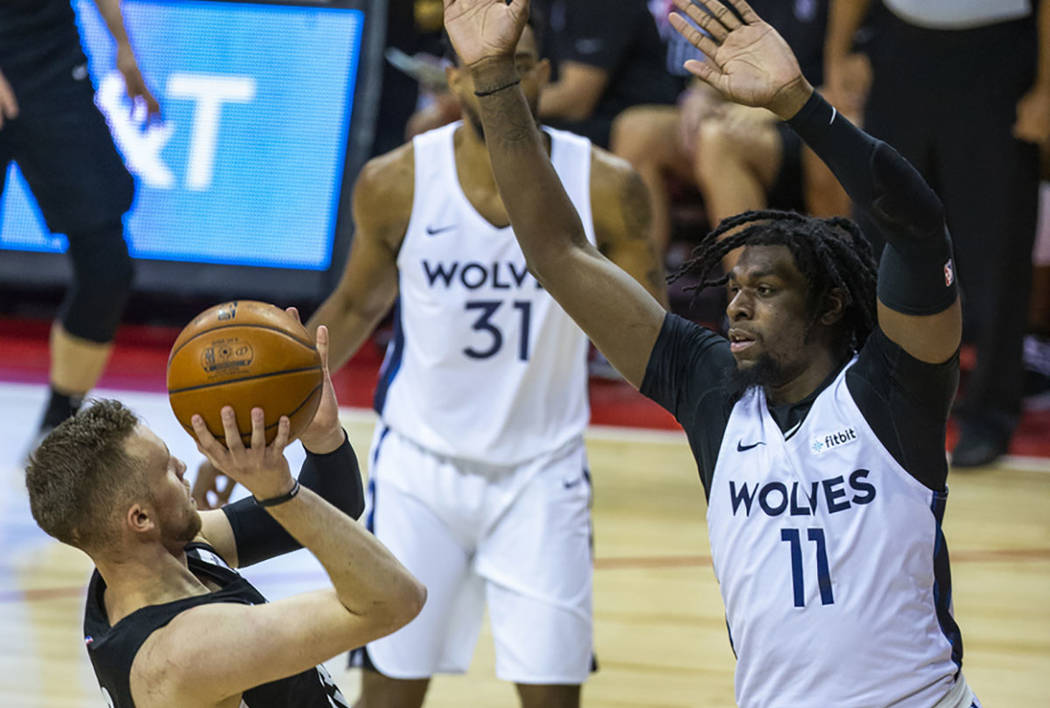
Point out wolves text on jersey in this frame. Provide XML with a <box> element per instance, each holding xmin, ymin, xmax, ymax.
<box><xmin>422</xmin><ymin>260</ymin><xmax>544</xmax><ymax>291</ymax></box>
<box><xmin>729</xmin><ymin>470</ymin><xmax>877</xmax><ymax>517</ymax></box>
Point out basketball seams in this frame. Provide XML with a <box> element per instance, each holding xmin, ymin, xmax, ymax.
<box><xmin>167</xmin><ymin>365</ymin><xmax>323</xmax><ymax>395</ymax></box>
<box><xmin>167</xmin><ymin>323</ymin><xmax>315</xmax><ymax>363</ymax></box>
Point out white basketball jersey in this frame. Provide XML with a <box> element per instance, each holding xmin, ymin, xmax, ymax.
<box><xmin>708</xmin><ymin>361</ymin><xmax>960</xmax><ymax>707</ymax></box>
<box><xmin>374</xmin><ymin>122</ymin><xmax>595</xmax><ymax>465</ymax></box>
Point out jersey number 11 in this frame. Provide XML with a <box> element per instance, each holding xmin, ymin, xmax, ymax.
<box><xmin>781</xmin><ymin>527</ymin><xmax>835</xmax><ymax>607</ymax></box>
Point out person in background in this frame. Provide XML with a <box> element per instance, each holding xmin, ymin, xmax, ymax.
<box><xmin>825</xmin><ymin>0</ymin><xmax>1050</xmax><ymax>466</ymax></box>
<box><xmin>0</xmin><ymin>0</ymin><xmax>161</xmax><ymax>450</ymax></box>
<box><xmin>611</xmin><ymin>0</ymin><xmax>851</xmax><ymax>260</ymax></box>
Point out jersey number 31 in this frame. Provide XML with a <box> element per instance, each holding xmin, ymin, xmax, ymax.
<box><xmin>463</xmin><ymin>300</ymin><xmax>532</xmax><ymax>361</ymax></box>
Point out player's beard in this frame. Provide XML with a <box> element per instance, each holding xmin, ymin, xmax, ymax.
<box><xmin>726</xmin><ymin>353</ymin><xmax>786</xmax><ymax>402</ymax></box>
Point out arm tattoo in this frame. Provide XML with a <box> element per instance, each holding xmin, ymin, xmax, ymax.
<box><xmin>621</xmin><ymin>170</ymin><xmax>654</xmax><ymax>241</ymax></box>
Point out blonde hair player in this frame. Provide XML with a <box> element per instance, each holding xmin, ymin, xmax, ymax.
<box><xmin>25</xmin><ymin>315</ymin><xmax>425</xmax><ymax>708</ymax></box>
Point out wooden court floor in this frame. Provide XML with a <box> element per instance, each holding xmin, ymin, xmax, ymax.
<box><xmin>1</xmin><ymin>394</ymin><xmax>1048</xmax><ymax>707</ymax></box>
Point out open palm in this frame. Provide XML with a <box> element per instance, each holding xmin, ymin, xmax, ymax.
<box><xmin>443</xmin><ymin>0</ymin><xmax>529</xmax><ymax>66</ymax></box>
<box><xmin>670</xmin><ymin>0</ymin><xmax>805</xmax><ymax>113</ymax></box>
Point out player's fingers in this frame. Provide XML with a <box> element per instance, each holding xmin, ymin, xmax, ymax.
<box><xmin>145</xmin><ymin>91</ymin><xmax>161</xmax><ymax>118</ymax></box>
<box><xmin>671</xmin><ymin>0</ymin><xmax>727</xmax><ymax>43</ymax></box>
<box><xmin>669</xmin><ymin>13</ymin><xmax>722</xmax><ymax>60</ymax></box>
<box><xmin>221</xmin><ymin>406</ymin><xmax>245</xmax><ymax>452</ymax></box>
<box><xmin>726</xmin><ymin>0</ymin><xmax>761</xmax><ymax>25</ymax></box>
<box><xmin>285</xmin><ymin>306</ymin><xmax>301</xmax><ymax>324</ymax></box>
<box><xmin>272</xmin><ymin>415</ymin><xmax>291</xmax><ymax>452</ymax></box>
<box><xmin>698</xmin><ymin>0</ymin><xmax>743</xmax><ymax>32</ymax></box>
<box><xmin>683</xmin><ymin>58</ymin><xmax>722</xmax><ymax>89</ymax></box>
<box><xmin>215</xmin><ymin>475</ymin><xmax>236</xmax><ymax>505</ymax></box>
<box><xmin>191</xmin><ymin>414</ymin><xmax>227</xmax><ymax>461</ymax></box>
<box><xmin>315</xmin><ymin>325</ymin><xmax>330</xmax><ymax>372</ymax></box>
<box><xmin>250</xmin><ymin>407</ymin><xmax>266</xmax><ymax>451</ymax></box>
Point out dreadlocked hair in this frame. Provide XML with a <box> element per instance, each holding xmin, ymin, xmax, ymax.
<box><xmin>671</xmin><ymin>209</ymin><xmax>879</xmax><ymax>354</ymax></box>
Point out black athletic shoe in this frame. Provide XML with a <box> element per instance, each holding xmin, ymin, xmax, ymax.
<box><xmin>951</xmin><ymin>428</ymin><xmax>1009</xmax><ymax>468</ymax></box>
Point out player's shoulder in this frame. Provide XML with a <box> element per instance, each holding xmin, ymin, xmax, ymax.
<box><xmin>588</xmin><ymin>144</ymin><xmax>636</xmax><ymax>186</ymax></box>
<box><xmin>356</xmin><ymin>142</ymin><xmax>414</xmax><ymax>195</ymax></box>
<box><xmin>588</xmin><ymin>145</ymin><xmax>645</xmax><ymax>216</ymax></box>
<box><xmin>353</xmin><ymin>143</ymin><xmax>414</xmax><ymax>229</ymax></box>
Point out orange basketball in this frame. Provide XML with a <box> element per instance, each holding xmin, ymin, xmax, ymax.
<box><xmin>167</xmin><ymin>300</ymin><xmax>323</xmax><ymax>446</ymax></box>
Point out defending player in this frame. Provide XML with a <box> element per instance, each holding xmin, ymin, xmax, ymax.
<box><xmin>24</xmin><ymin>317</ymin><xmax>425</xmax><ymax>708</ymax></box>
<box><xmin>302</xmin><ymin>20</ymin><xmax>663</xmax><ymax>708</ymax></box>
<box><xmin>445</xmin><ymin>0</ymin><xmax>978</xmax><ymax>705</ymax></box>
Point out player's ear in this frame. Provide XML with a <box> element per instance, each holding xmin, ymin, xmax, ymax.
<box><xmin>126</xmin><ymin>503</ymin><xmax>156</xmax><ymax>535</ymax></box>
<box><xmin>535</xmin><ymin>58</ymin><xmax>552</xmax><ymax>87</ymax></box>
<box><xmin>445</xmin><ymin>65</ymin><xmax>463</xmax><ymax>94</ymax></box>
<box><xmin>819</xmin><ymin>287</ymin><xmax>846</xmax><ymax>326</ymax></box>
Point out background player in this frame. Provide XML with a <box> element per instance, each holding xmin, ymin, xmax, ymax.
<box><xmin>310</xmin><ymin>21</ymin><xmax>662</xmax><ymax>708</ymax></box>
<box><xmin>445</xmin><ymin>0</ymin><xmax>977</xmax><ymax>705</ymax></box>
<box><xmin>0</xmin><ymin>0</ymin><xmax>158</xmax><ymax>446</ymax></box>
<box><xmin>24</xmin><ymin>316</ymin><xmax>425</xmax><ymax>708</ymax></box>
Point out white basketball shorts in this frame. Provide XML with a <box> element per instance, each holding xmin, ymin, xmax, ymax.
<box><xmin>358</xmin><ymin>425</ymin><xmax>594</xmax><ymax>684</ymax></box>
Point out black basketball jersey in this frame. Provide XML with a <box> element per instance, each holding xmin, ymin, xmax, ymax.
<box><xmin>82</xmin><ymin>542</ymin><xmax>350</xmax><ymax>708</ymax></box>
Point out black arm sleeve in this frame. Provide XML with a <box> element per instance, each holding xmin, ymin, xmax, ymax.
<box><xmin>847</xmin><ymin>329</ymin><xmax>959</xmax><ymax>491</ymax></box>
<box><xmin>787</xmin><ymin>92</ymin><xmax>958</xmax><ymax>315</ymax></box>
<box><xmin>641</xmin><ymin>313</ymin><xmax>737</xmax><ymax>495</ymax></box>
<box><xmin>220</xmin><ymin>431</ymin><xmax>365</xmax><ymax>568</ymax></box>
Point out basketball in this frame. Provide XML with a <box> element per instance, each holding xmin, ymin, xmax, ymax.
<box><xmin>167</xmin><ymin>300</ymin><xmax>323</xmax><ymax>446</ymax></box>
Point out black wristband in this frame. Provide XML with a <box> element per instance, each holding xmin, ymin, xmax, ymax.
<box><xmin>254</xmin><ymin>479</ymin><xmax>301</xmax><ymax>508</ymax></box>
<box><xmin>474</xmin><ymin>78</ymin><xmax>520</xmax><ymax>97</ymax></box>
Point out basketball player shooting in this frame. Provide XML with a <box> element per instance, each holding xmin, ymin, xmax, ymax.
<box><xmin>446</xmin><ymin>0</ymin><xmax>979</xmax><ymax>705</ymax></box>
<box><xmin>24</xmin><ymin>317</ymin><xmax>425</xmax><ymax>708</ymax></box>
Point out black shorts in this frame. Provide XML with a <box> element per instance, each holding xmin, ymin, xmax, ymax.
<box><xmin>767</xmin><ymin>121</ymin><xmax>804</xmax><ymax>212</ymax></box>
<box><xmin>0</xmin><ymin>60</ymin><xmax>134</xmax><ymax>234</ymax></box>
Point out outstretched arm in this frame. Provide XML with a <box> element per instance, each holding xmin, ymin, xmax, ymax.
<box><xmin>443</xmin><ymin>0</ymin><xmax>666</xmax><ymax>388</ymax></box>
<box><xmin>670</xmin><ymin>0</ymin><xmax>960</xmax><ymax>364</ymax></box>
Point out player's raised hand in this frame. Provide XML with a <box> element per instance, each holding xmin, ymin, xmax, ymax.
<box><xmin>669</xmin><ymin>0</ymin><xmax>811</xmax><ymax>120</ymax></box>
<box><xmin>442</xmin><ymin>0</ymin><xmax>529</xmax><ymax>67</ymax></box>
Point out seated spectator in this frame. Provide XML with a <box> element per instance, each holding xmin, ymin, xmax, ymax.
<box><xmin>612</xmin><ymin>0</ymin><xmax>847</xmax><ymax>258</ymax></box>
<box><xmin>531</xmin><ymin>0</ymin><xmax>680</xmax><ymax>148</ymax></box>
<box><xmin>405</xmin><ymin>0</ymin><xmax>680</xmax><ymax>147</ymax></box>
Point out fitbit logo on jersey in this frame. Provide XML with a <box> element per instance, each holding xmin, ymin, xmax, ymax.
<box><xmin>729</xmin><ymin>470</ymin><xmax>877</xmax><ymax>517</ymax></box>
<box><xmin>810</xmin><ymin>427</ymin><xmax>858</xmax><ymax>455</ymax></box>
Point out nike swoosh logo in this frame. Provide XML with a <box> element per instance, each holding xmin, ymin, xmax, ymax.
<box><xmin>563</xmin><ymin>477</ymin><xmax>584</xmax><ymax>489</ymax></box>
<box><xmin>426</xmin><ymin>224</ymin><xmax>456</xmax><ymax>236</ymax></box>
<box><xmin>737</xmin><ymin>440</ymin><xmax>766</xmax><ymax>452</ymax></box>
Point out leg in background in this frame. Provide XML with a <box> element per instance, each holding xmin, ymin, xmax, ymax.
<box><xmin>694</xmin><ymin>113</ymin><xmax>782</xmax><ymax>270</ymax></box>
<box><xmin>356</xmin><ymin>671</ymin><xmax>430</xmax><ymax>708</ymax></box>
<box><xmin>610</xmin><ymin>105</ymin><xmax>695</xmax><ymax>255</ymax></box>
<box><xmin>516</xmin><ymin>682</ymin><xmax>581</xmax><ymax>708</ymax></box>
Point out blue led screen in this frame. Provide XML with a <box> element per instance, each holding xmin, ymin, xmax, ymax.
<box><xmin>0</xmin><ymin>0</ymin><xmax>364</xmax><ymax>271</ymax></box>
